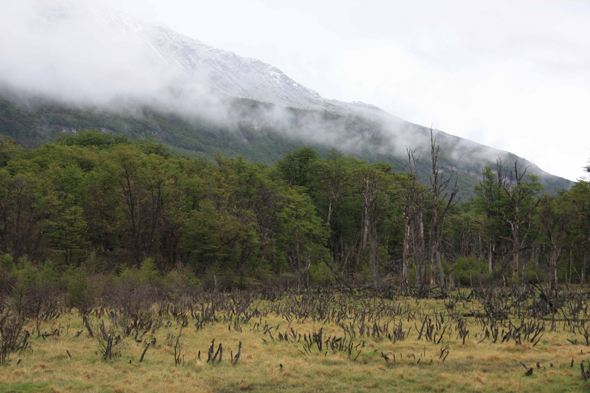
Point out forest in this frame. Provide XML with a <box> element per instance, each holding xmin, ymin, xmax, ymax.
<box><xmin>3</xmin><ymin>130</ymin><xmax>590</xmax><ymax>392</ymax></box>
<box><xmin>0</xmin><ymin>129</ymin><xmax>588</xmax><ymax>295</ymax></box>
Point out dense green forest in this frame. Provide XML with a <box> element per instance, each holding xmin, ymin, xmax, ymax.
<box><xmin>0</xmin><ymin>130</ymin><xmax>588</xmax><ymax>297</ymax></box>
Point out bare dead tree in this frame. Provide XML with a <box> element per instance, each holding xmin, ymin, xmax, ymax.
<box><xmin>399</xmin><ymin>149</ymin><xmax>428</xmax><ymax>295</ymax></box>
<box><xmin>501</xmin><ymin>161</ymin><xmax>541</xmax><ymax>282</ymax></box>
<box><xmin>352</xmin><ymin>165</ymin><xmax>387</xmax><ymax>286</ymax></box>
<box><xmin>428</xmin><ymin>130</ymin><xmax>459</xmax><ymax>292</ymax></box>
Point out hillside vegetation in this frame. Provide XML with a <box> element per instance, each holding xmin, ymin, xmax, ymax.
<box><xmin>0</xmin><ymin>97</ymin><xmax>572</xmax><ymax>198</ymax></box>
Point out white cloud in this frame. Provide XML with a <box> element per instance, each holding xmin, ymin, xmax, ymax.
<box><xmin>2</xmin><ymin>0</ymin><xmax>589</xmax><ymax>180</ymax></box>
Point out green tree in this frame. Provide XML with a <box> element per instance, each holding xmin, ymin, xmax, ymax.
<box><xmin>47</xmin><ymin>206</ymin><xmax>88</xmax><ymax>265</ymax></box>
<box><xmin>277</xmin><ymin>188</ymin><xmax>327</xmax><ymax>289</ymax></box>
<box><xmin>276</xmin><ymin>147</ymin><xmax>318</xmax><ymax>188</ymax></box>
<box><xmin>537</xmin><ymin>194</ymin><xmax>567</xmax><ymax>289</ymax></box>
<box><xmin>473</xmin><ymin>165</ymin><xmax>508</xmax><ymax>273</ymax></box>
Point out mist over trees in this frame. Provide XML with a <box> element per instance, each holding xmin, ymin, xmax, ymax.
<box><xmin>0</xmin><ymin>129</ymin><xmax>588</xmax><ymax>294</ymax></box>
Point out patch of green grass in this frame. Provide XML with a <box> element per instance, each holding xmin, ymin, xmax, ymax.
<box><xmin>0</xmin><ymin>383</ymin><xmax>50</xmax><ymax>393</ymax></box>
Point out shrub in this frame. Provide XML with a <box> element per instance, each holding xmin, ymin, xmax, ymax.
<box><xmin>453</xmin><ymin>256</ymin><xmax>492</xmax><ymax>286</ymax></box>
<box><xmin>139</xmin><ymin>258</ymin><xmax>159</xmax><ymax>286</ymax></box>
<box><xmin>11</xmin><ymin>258</ymin><xmax>62</xmax><ymax>333</ymax></box>
<box><xmin>161</xmin><ymin>268</ymin><xmax>199</xmax><ymax>302</ymax></box>
<box><xmin>309</xmin><ymin>261</ymin><xmax>335</xmax><ymax>286</ymax></box>
<box><xmin>0</xmin><ymin>312</ymin><xmax>26</xmax><ymax>365</ymax></box>
<box><xmin>65</xmin><ymin>265</ymin><xmax>102</xmax><ymax>315</ymax></box>
<box><xmin>0</xmin><ymin>255</ymin><xmax>15</xmax><ymax>296</ymax></box>
<box><xmin>103</xmin><ymin>264</ymin><xmax>160</xmax><ymax>321</ymax></box>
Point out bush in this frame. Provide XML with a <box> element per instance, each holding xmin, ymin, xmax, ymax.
<box><xmin>0</xmin><ymin>313</ymin><xmax>26</xmax><ymax>365</ymax></box>
<box><xmin>104</xmin><ymin>265</ymin><xmax>160</xmax><ymax>319</ymax></box>
<box><xmin>309</xmin><ymin>261</ymin><xmax>335</xmax><ymax>286</ymax></box>
<box><xmin>0</xmin><ymin>254</ymin><xmax>15</xmax><ymax>296</ymax></box>
<box><xmin>1</xmin><ymin>254</ymin><xmax>13</xmax><ymax>269</ymax></box>
<box><xmin>64</xmin><ymin>265</ymin><xmax>102</xmax><ymax>315</ymax></box>
<box><xmin>11</xmin><ymin>258</ymin><xmax>62</xmax><ymax>331</ymax></box>
<box><xmin>139</xmin><ymin>258</ymin><xmax>159</xmax><ymax>286</ymax></box>
<box><xmin>523</xmin><ymin>263</ymin><xmax>546</xmax><ymax>284</ymax></box>
<box><xmin>161</xmin><ymin>268</ymin><xmax>199</xmax><ymax>302</ymax></box>
<box><xmin>453</xmin><ymin>256</ymin><xmax>491</xmax><ymax>286</ymax></box>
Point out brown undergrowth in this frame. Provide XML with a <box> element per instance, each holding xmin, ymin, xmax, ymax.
<box><xmin>1</xmin><ymin>289</ymin><xmax>590</xmax><ymax>392</ymax></box>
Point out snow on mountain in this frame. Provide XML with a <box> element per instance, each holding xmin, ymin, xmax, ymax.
<box><xmin>92</xmin><ymin>6</ymin><xmax>336</xmax><ymax>111</ymax></box>
<box><xmin>34</xmin><ymin>2</ymin><xmax>379</xmax><ymax>114</ymax></box>
<box><xmin>2</xmin><ymin>1</ymin><xmax>570</xmax><ymax>192</ymax></box>
<box><xmin>148</xmin><ymin>26</ymin><xmax>324</xmax><ymax>108</ymax></box>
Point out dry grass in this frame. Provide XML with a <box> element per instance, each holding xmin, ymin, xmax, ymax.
<box><xmin>1</xmin><ymin>294</ymin><xmax>589</xmax><ymax>393</ymax></box>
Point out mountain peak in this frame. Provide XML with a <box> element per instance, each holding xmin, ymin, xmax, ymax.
<box><xmin>1</xmin><ymin>1</ymin><xmax>574</xmax><ymax>194</ymax></box>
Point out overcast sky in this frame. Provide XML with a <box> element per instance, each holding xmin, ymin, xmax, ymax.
<box><xmin>137</xmin><ymin>0</ymin><xmax>590</xmax><ymax>182</ymax></box>
<box><xmin>4</xmin><ymin>0</ymin><xmax>590</xmax><ymax>181</ymax></box>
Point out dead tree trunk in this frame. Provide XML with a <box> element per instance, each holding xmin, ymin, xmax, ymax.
<box><xmin>400</xmin><ymin>149</ymin><xmax>428</xmax><ymax>296</ymax></box>
<box><xmin>428</xmin><ymin>130</ymin><xmax>458</xmax><ymax>293</ymax></box>
<box><xmin>501</xmin><ymin>161</ymin><xmax>540</xmax><ymax>283</ymax></box>
<box><xmin>402</xmin><ymin>214</ymin><xmax>411</xmax><ymax>292</ymax></box>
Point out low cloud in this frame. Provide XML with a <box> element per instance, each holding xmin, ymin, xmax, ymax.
<box><xmin>0</xmin><ymin>1</ymin><xmax>576</xmax><ymax>186</ymax></box>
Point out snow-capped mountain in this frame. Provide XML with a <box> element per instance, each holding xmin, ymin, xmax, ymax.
<box><xmin>147</xmin><ymin>24</ymin><xmax>326</xmax><ymax>110</ymax></box>
<box><xmin>0</xmin><ymin>1</ymin><xmax>573</xmax><ymax>195</ymax></box>
<box><xmin>32</xmin><ymin>1</ymin><xmax>375</xmax><ymax>114</ymax></box>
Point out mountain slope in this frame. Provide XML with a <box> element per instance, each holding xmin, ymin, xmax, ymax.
<box><xmin>0</xmin><ymin>1</ymin><xmax>574</xmax><ymax>198</ymax></box>
<box><xmin>0</xmin><ymin>95</ymin><xmax>572</xmax><ymax>198</ymax></box>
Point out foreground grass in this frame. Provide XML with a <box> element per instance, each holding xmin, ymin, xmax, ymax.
<box><xmin>1</xmin><ymin>294</ymin><xmax>589</xmax><ymax>392</ymax></box>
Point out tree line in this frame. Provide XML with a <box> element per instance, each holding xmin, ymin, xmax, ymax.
<box><xmin>0</xmin><ymin>129</ymin><xmax>588</xmax><ymax>293</ymax></box>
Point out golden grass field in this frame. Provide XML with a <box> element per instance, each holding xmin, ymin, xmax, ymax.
<box><xmin>1</xmin><ymin>291</ymin><xmax>589</xmax><ymax>393</ymax></box>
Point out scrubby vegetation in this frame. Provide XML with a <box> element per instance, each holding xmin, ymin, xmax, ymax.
<box><xmin>1</xmin><ymin>280</ymin><xmax>590</xmax><ymax>392</ymax></box>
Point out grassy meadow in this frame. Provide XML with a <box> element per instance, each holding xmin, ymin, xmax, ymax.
<box><xmin>1</xmin><ymin>289</ymin><xmax>590</xmax><ymax>393</ymax></box>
